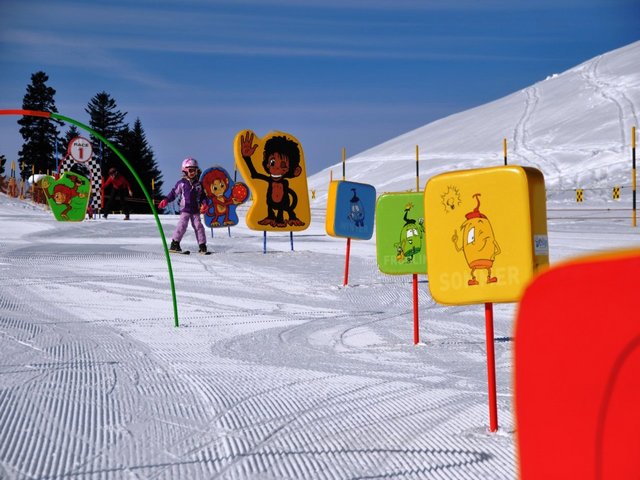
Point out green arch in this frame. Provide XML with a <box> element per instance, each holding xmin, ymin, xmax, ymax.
<box><xmin>1</xmin><ymin>109</ymin><xmax>180</xmax><ymax>327</ymax></box>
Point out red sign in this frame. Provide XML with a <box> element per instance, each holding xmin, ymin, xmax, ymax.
<box><xmin>515</xmin><ymin>249</ymin><xmax>640</xmax><ymax>479</ymax></box>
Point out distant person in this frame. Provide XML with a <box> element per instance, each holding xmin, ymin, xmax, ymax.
<box><xmin>102</xmin><ymin>167</ymin><xmax>132</xmax><ymax>220</ymax></box>
<box><xmin>158</xmin><ymin>157</ymin><xmax>209</xmax><ymax>254</ymax></box>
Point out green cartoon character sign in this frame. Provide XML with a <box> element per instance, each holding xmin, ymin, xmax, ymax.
<box><xmin>375</xmin><ymin>192</ymin><xmax>427</xmax><ymax>275</ymax></box>
<box><xmin>395</xmin><ymin>202</ymin><xmax>425</xmax><ymax>264</ymax></box>
<box><xmin>41</xmin><ymin>172</ymin><xmax>91</xmax><ymax>221</ymax></box>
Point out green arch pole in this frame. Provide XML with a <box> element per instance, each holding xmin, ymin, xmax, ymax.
<box><xmin>1</xmin><ymin>109</ymin><xmax>180</xmax><ymax>327</ymax></box>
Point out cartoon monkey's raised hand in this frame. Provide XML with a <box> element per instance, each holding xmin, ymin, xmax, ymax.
<box><xmin>240</xmin><ymin>132</ymin><xmax>258</xmax><ymax>159</ymax></box>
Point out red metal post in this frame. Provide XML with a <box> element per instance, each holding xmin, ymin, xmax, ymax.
<box><xmin>413</xmin><ymin>273</ymin><xmax>419</xmax><ymax>344</ymax></box>
<box><xmin>485</xmin><ymin>302</ymin><xmax>498</xmax><ymax>432</ymax></box>
<box><xmin>0</xmin><ymin>109</ymin><xmax>51</xmax><ymax>118</ymax></box>
<box><xmin>343</xmin><ymin>237</ymin><xmax>351</xmax><ymax>286</ymax></box>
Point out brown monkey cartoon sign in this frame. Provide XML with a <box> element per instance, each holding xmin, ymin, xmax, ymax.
<box><xmin>40</xmin><ymin>172</ymin><xmax>91</xmax><ymax>221</ymax></box>
<box><xmin>234</xmin><ymin>130</ymin><xmax>311</xmax><ymax>232</ymax></box>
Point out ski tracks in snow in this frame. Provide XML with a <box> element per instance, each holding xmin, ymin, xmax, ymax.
<box><xmin>0</xmin><ymin>225</ymin><xmax>516</xmax><ymax>479</ymax></box>
<box><xmin>581</xmin><ymin>55</ymin><xmax>639</xmax><ymax>146</ymax></box>
<box><xmin>0</xmin><ymin>251</ymin><xmax>226</xmax><ymax>479</ymax></box>
<box><xmin>170</xmin><ymin>255</ymin><xmax>516</xmax><ymax>479</ymax></box>
<box><xmin>512</xmin><ymin>84</ymin><xmax>563</xmax><ymax>180</ymax></box>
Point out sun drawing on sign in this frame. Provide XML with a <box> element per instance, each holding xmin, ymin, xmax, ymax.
<box><xmin>441</xmin><ymin>185</ymin><xmax>462</xmax><ymax>212</ymax></box>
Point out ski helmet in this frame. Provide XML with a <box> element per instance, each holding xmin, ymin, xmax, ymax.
<box><xmin>181</xmin><ymin>157</ymin><xmax>199</xmax><ymax>173</ymax></box>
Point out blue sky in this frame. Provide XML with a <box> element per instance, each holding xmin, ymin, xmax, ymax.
<box><xmin>1</xmin><ymin>0</ymin><xmax>638</xmax><ymax>190</ymax></box>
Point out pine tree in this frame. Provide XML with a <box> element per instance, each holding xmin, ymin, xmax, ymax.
<box><xmin>17</xmin><ymin>71</ymin><xmax>63</xmax><ymax>179</ymax></box>
<box><xmin>62</xmin><ymin>125</ymin><xmax>82</xmax><ymax>147</ymax></box>
<box><xmin>118</xmin><ymin>118</ymin><xmax>164</xmax><ymax>212</ymax></box>
<box><xmin>85</xmin><ymin>91</ymin><xmax>127</xmax><ymax>173</ymax></box>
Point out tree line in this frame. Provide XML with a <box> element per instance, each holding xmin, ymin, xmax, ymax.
<box><xmin>3</xmin><ymin>71</ymin><xmax>164</xmax><ymax>212</ymax></box>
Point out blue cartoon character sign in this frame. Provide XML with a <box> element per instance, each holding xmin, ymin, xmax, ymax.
<box><xmin>326</xmin><ymin>180</ymin><xmax>376</xmax><ymax>240</ymax></box>
<box><xmin>200</xmin><ymin>166</ymin><xmax>249</xmax><ymax>227</ymax></box>
<box><xmin>347</xmin><ymin>188</ymin><xmax>366</xmax><ymax>227</ymax></box>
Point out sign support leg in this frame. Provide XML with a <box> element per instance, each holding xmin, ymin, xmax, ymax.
<box><xmin>343</xmin><ymin>238</ymin><xmax>351</xmax><ymax>286</ymax></box>
<box><xmin>485</xmin><ymin>302</ymin><xmax>499</xmax><ymax>432</ymax></box>
<box><xmin>413</xmin><ymin>273</ymin><xmax>419</xmax><ymax>344</ymax></box>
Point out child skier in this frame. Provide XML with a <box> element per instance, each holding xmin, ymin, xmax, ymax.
<box><xmin>158</xmin><ymin>157</ymin><xmax>209</xmax><ymax>254</ymax></box>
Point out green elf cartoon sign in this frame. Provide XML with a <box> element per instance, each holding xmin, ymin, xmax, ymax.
<box><xmin>375</xmin><ymin>192</ymin><xmax>427</xmax><ymax>275</ymax></box>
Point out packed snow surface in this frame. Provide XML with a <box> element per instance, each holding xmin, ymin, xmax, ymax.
<box><xmin>1</xmin><ymin>41</ymin><xmax>639</xmax><ymax>479</ymax></box>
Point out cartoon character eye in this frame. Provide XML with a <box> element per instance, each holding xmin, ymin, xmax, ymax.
<box><xmin>406</xmin><ymin>230</ymin><xmax>414</xmax><ymax>238</ymax></box>
<box><xmin>269</xmin><ymin>158</ymin><xmax>276</xmax><ymax>167</ymax></box>
<box><xmin>467</xmin><ymin>227</ymin><xmax>475</xmax><ymax>245</ymax></box>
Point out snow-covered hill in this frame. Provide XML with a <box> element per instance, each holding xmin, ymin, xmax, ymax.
<box><xmin>309</xmin><ymin>41</ymin><xmax>640</xmax><ymax>203</ymax></box>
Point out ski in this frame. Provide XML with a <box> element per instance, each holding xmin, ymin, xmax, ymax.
<box><xmin>170</xmin><ymin>250</ymin><xmax>190</xmax><ymax>255</ymax></box>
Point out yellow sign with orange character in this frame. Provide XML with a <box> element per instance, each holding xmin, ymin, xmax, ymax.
<box><xmin>424</xmin><ymin>166</ymin><xmax>548</xmax><ymax>305</ymax></box>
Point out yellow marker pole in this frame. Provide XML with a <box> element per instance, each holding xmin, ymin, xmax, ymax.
<box><xmin>342</xmin><ymin>147</ymin><xmax>346</xmax><ymax>181</ymax></box>
<box><xmin>8</xmin><ymin>160</ymin><xmax>16</xmax><ymax>197</ymax></box>
<box><xmin>503</xmin><ymin>138</ymin><xmax>508</xmax><ymax>166</ymax></box>
<box><xmin>633</xmin><ymin>126</ymin><xmax>637</xmax><ymax>227</ymax></box>
<box><xmin>29</xmin><ymin>164</ymin><xmax>35</xmax><ymax>203</ymax></box>
<box><xmin>415</xmin><ymin>145</ymin><xmax>420</xmax><ymax>192</ymax></box>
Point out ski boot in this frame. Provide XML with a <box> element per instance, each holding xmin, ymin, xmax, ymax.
<box><xmin>198</xmin><ymin>243</ymin><xmax>209</xmax><ymax>255</ymax></box>
<box><xmin>169</xmin><ymin>240</ymin><xmax>182</xmax><ymax>253</ymax></box>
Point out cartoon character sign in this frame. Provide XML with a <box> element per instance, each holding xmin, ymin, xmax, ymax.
<box><xmin>40</xmin><ymin>172</ymin><xmax>91</xmax><ymax>221</ymax></box>
<box><xmin>347</xmin><ymin>189</ymin><xmax>366</xmax><ymax>227</ymax></box>
<box><xmin>326</xmin><ymin>180</ymin><xmax>376</xmax><ymax>240</ymax></box>
<box><xmin>200</xmin><ymin>166</ymin><xmax>249</xmax><ymax>227</ymax></box>
<box><xmin>57</xmin><ymin>137</ymin><xmax>102</xmax><ymax>215</ymax></box>
<box><xmin>424</xmin><ymin>165</ymin><xmax>548</xmax><ymax>305</ymax></box>
<box><xmin>452</xmin><ymin>193</ymin><xmax>501</xmax><ymax>285</ymax></box>
<box><xmin>234</xmin><ymin>130</ymin><xmax>310</xmax><ymax>231</ymax></box>
<box><xmin>396</xmin><ymin>203</ymin><xmax>425</xmax><ymax>263</ymax></box>
<box><xmin>376</xmin><ymin>192</ymin><xmax>426</xmax><ymax>275</ymax></box>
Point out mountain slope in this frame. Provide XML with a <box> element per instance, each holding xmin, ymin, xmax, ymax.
<box><xmin>309</xmin><ymin>41</ymin><xmax>640</xmax><ymax>203</ymax></box>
